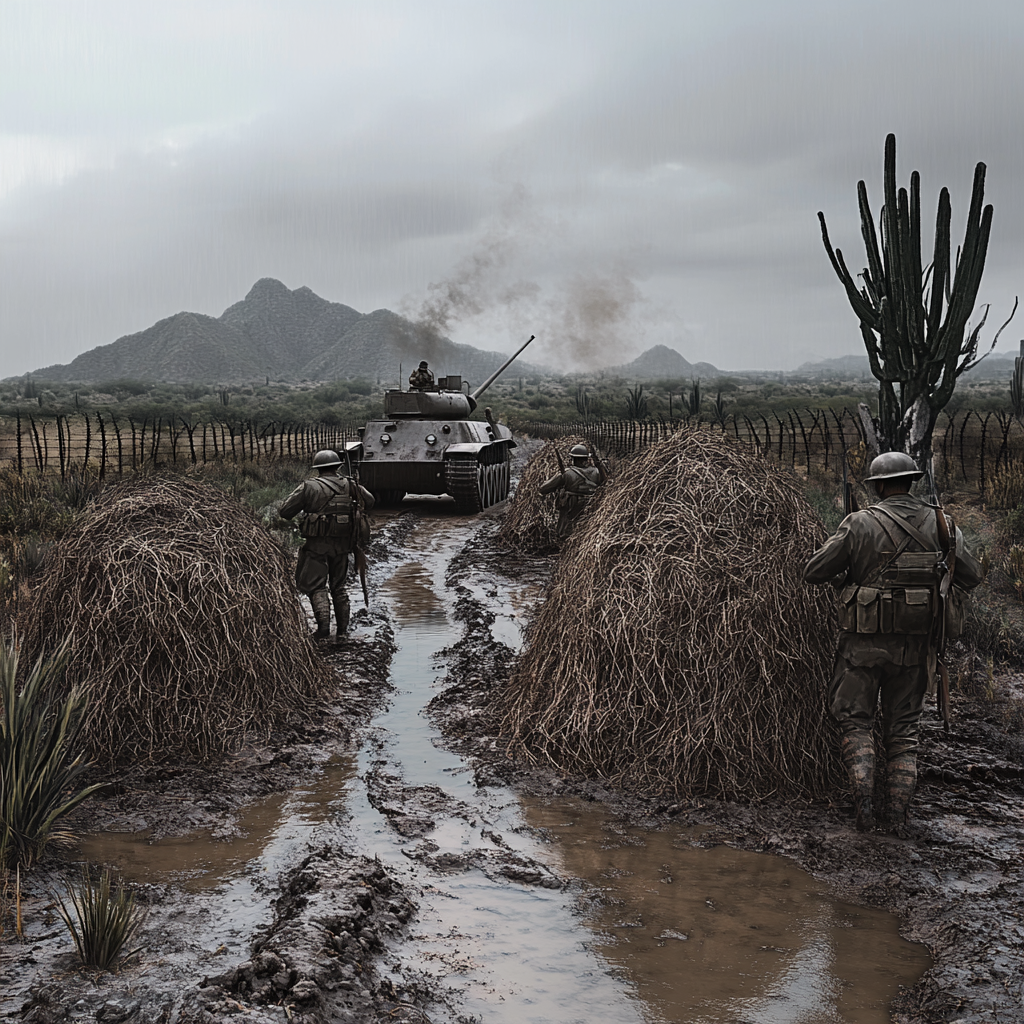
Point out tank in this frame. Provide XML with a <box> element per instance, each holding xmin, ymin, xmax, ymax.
<box><xmin>355</xmin><ymin>335</ymin><xmax>534</xmax><ymax>512</ymax></box>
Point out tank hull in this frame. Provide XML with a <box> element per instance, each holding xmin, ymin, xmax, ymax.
<box><xmin>358</xmin><ymin>414</ymin><xmax>515</xmax><ymax>510</ymax></box>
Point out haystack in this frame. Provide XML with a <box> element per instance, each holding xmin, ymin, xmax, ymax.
<box><xmin>504</xmin><ymin>429</ymin><xmax>844</xmax><ymax>801</ymax></box>
<box><xmin>499</xmin><ymin>435</ymin><xmax>605</xmax><ymax>554</ymax></box>
<box><xmin>18</xmin><ymin>476</ymin><xmax>335</xmax><ymax>763</ymax></box>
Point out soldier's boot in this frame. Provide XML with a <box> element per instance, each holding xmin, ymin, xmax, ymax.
<box><xmin>310</xmin><ymin>591</ymin><xmax>332</xmax><ymax>639</ymax></box>
<box><xmin>885</xmin><ymin>752</ymin><xmax>917</xmax><ymax>829</ymax></box>
<box><xmin>841</xmin><ymin>732</ymin><xmax>875</xmax><ymax>832</ymax></box>
<box><xmin>333</xmin><ymin>594</ymin><xmax>350</xmax><ymax>640</ymax></box>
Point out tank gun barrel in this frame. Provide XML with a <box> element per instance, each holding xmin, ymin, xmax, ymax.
<box><xmin>469</xmin><ymin>334</ymin><xmax>535</xmax><ymax>404</ymax></box>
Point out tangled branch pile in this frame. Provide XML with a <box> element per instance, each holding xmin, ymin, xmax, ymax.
<box><xmin>498</xmin><ymin>435</ymin><xmax>601</xmax><ymax>554</ymax></box>
<box><xmin>18</xmin><ymin>476</ymin><xmax>334</xmax><ymax>762</ymax></box>
<box><xmin>504</xmin><ymin>429</ymin><xmax>843</xmax><ymax>801</ymax></box>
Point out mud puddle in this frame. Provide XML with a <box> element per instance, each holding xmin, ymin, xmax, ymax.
<box><xmin>526</xmin><ymin>797</ymin><xmax>931</xmax><ymax>1024</ymax></box>
<box><xmin>75</xmin><ymin>756</ymin><xmax>356</xmax><ymax>956</ymax></box>
<box><xmin>339</xmin><ymin>510</ymin><xmax>930</xmax><ymax>1023</ymax></box>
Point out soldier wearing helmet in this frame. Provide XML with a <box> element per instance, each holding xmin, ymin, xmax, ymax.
<box><xmin>804</xmin><ymin>451</ymin><xmax>984</xmax><ymax>832</ymax></box>
<box><xmin>280</xmin><ymin>449</ymin><xmax>375</xmax><ymax>640</ymax></box>
<box><xmin>539</xmin><ymin>443</ymin><xmax>608</xmax><ymax>541</ymax></box>
<box><xmin>408</xmin><ymin>360</ymin><xmax>435</xmax><ymax>391</ymax></box>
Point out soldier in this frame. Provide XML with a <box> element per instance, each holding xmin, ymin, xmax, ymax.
<box><xmin>409</xmin><ymin>360</ymin><xmax>434</xmax><ymax>390</ymax></box>
<box><xmin>804</xmin><ymin>452</ymin><xmax>984</xmax><ymax>831</ymax></box>
<box><xmin>539</xmin><ymin>443</ymin><xmax>608</xmax><ymax>541</ymax></box>
<box><xmin>280</xmin><ymin>449</ymin><xmax>374</xmax><ymax>640</ymax></box>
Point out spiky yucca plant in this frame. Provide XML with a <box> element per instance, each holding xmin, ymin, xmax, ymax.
<box><xmin>55</xmin><ymin>867</ymin><xmax>145</xmax><ymax>969</ymax></box>
<box><xmin>0</xmin><ymin>640</ymin><xmax>101</xmax><ymax>868</ymax></box>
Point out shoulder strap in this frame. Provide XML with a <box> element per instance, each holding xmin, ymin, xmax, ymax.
<box><xmin>868</xmin><ymin>504</ymin><xmax>938</xmax><ymax>552</ymax></box>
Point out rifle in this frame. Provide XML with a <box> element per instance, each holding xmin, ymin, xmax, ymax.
<box><xmin>842</xmin><ymin>450</ymin><xmax>859</xmax><ymax>517</ymax></box>
<box><xmin>552</xmin><ymin>442</ymin><xmax>566</xmax><ymax>475</ymax></box>
<box><xmin>934</xmin><ymin>505</ymin><xmax>956</xmax><ymax>734</ymax></box>
<box><xmin>345</xmin><ymin>446</ymin><xmax>370</xmax><ymax>608</ymax></box>
<box><xmin>590</xmin><ymin>445</ymin><xmax>609</xmax><ymax>483</ymax></box>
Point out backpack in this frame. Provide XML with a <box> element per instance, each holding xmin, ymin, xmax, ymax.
<box><xmin>300</xmin><ymin>477</ymin><xmax>356</xmax><ymax>545</ymax></box>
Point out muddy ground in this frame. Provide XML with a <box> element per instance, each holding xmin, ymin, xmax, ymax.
<box><xmin>3</xmin><ymin>454</ymin><xmax>1023</xmax><ymax>1024</ymax></box>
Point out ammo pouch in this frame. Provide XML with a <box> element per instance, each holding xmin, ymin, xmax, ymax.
<box><xmin>839</xmin><ymin>551</ymin><xmax>942</xmax><ymax>635</ymax></box>
<box><xmin>299</xmin><ymin>479</ymin><xmax>355</xmax><ymax>546</ymax></box>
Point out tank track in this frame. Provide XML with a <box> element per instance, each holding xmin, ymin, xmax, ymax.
<box><xmin>444</xmin><ymin>453</ymin><xmax>512</xmax><ymax>513</ymax></box>
<box><xmin>445</xmin><ymin>457</ymin><xmax>484</xmax><ymax>513</ymax></box>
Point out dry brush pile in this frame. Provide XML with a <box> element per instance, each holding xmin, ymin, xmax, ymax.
<box><xmin>499</xmin><ymin>435</ymin><xmax>608</xmax><ymax>554</ymax></box>
<box><xmin>18</xmin><ymin>476</ymin><xmax>335</xmax><ymax>763</ymax></box>
<box><xmin>503</xmin><ymin>429</ymin><xmax>844</xmax><ymax>801</ymax></box>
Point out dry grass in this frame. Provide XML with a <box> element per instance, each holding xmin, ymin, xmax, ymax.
<box><xmin>503</xmin><ymin>428</ymin><xmax>844</xmax><ymax>801</ymax></box>
<box><xmin>498</xmin><ymin>435</ymin><xmax>608</xmax><ymax>554</ymax></box>
<box><xmin>17</xmin><ymin>476</ymin><xmax>335</xmax><ymax>763</ymax></box>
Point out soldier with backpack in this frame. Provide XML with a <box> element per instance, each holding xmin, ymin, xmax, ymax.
<box><xmin>280</xmin><ymin>449</ymin><xmax>374</xmax><ymax>640</ymax></box>
<box><xmin>804</xmin><ymin>452</ymin><xmax>984</xmax><ymax>832</ymax></box>
<box><xmin>539</xmin><ymin>443</ymin><xmax>609</xmax><ymax>541</ymax></box>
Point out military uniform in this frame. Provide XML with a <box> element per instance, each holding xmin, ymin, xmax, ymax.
<box><xmin>539</xmin><ymin>446</ymin><xmax>605</xmax><ymax>540</ymax></box>
<box><xmin>409</xmin><ymin>364</ymin><xmax>434</xmax><ymax>390</ymax></box>
<box><xmin>280</xmin><ymin>457</ymin><xmax>374</xmax><ymax>638</ymax></box>
<box><xmin>805</xmin><ymin>488</ymin><xmax>983</xmax><ymax>827</ymax></box>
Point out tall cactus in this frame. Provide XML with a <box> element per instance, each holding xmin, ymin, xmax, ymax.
<box><xmin>1012</xmin><ymin>341</ymin><xmax>1024</xmax><ymax>422</ymax></box>
<box><xmin>818</xmin><ymin>133</ymin><xmax>1016</xmax><ymax>469</ymax></box>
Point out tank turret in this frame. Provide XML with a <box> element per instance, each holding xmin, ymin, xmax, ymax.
<box><xmin>356</xmin><ymin>335</ymin><xmax>535</xmax><ymax>512</ymax></box>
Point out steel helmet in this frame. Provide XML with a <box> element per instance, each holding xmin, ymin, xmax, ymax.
<box><xmin>569</xmin><ymin>444</ymin><xmax>590</xmax><ymax>458</ymax></box>
<box><xmin>418</xmin><ymin>360</ymin><xmax>429</xmax><ymax>369</ymax></box>
<box><xmin>864</xmin><ymin>451</ymin><xmax>924</xmax><ymax>482</ymax></box>
<box><xmin>312</xmin><ymin>449</ymin><xmax>342</xmax><ymax>470</ymax></box>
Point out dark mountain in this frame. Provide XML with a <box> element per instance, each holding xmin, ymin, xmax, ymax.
<box><xmin>609</xmin><ymin>344</ymin><xmax>720</xmax><ymax>379</ymax></box>
<box><xmin>24</xmin><ymin>278</ymin><xmax>541</xmax><ymax>385</ymax></box>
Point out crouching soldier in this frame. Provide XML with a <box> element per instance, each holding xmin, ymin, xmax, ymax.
<box><xmin>280</xmin><ymin>449</ymin><xmax>374</xmax><ymax>640</ymax></box>
<box><xmin>804</xmin><ymin>452</ymin><xmax>984</xmax><ymax>831</ymax></box>
<box><xmin>539</xmin><ymin>443</ymin><xmax>608</xmax><ymax>541</ymax></box>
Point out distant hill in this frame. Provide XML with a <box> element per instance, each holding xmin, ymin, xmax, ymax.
<box><xmin>796</xmin><ymin>351</ymin><xmax>1019</xmax><ymax>381</ymax></box>
<box><xmin>609</xmin><ymin>345</ymin><xmax>720</xmax><ymax>379</ymax></box>
<box><xmin>19</xmin><ymin>278</ymin><xmax>542</xmax><ymax>385</ymax></box>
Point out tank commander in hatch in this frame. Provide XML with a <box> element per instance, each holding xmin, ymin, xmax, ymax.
<box><xmin>539</xmin><ymin>443</ymin><xmax>609</xmax><ymax>541</ymax></box>
<box><xmin>280</xmin><ymin>449</ymin><xmax>374</xmax><ymax>640</ymax></box>
<box><xmin>803</xmin><ymin>452</ymin><xmax>984</xmax><ymax>833</ymax></box>
<box><xmin>408</xmin><ymin>360</ymin><xmax>435</xmax><ymax>390</ymax></box>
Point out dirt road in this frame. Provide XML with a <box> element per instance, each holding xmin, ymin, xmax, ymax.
<box><xmin>5</xmin><ymin>467</ymin><xmax>1022</xmax><ymax>1024</ymax></box>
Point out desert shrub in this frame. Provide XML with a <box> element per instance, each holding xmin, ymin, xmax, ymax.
<box><xmin>504</xmin><ymin>429</ymin><xmax>843</xmax><ymax>801</ymax></box>
<box><xmin>984</xmin><ymin>462</ymin><xmax>1024</xmax><ymax>509</ymax></box>
<box><xmin>0</xmin><ymin>641</ymin><xmax>101</xmax><ymax>868</ymax></box>
<box><xmin>55</xmin><ymin>868</ymin><xmax>145</xmax><ymax>969</ymax></box>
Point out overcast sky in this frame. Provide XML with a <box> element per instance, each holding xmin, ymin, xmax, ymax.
<box><xmin>2</xmin><ymin>0</ymin><xmax>1023</xmax><ymax>375</ymax></box>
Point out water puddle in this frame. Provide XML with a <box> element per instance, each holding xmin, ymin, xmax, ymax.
<box><xmin>526</xmin><ymin>798</ymin><xmax>931</xmax><ymax>1024</ymax></box>
<box><xmin>79</xmin><ymin>756</ymin><xmax>356</xmax><ymax>949</ymax></box>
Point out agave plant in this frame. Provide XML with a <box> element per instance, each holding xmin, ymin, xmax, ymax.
<box><xmin>55</xmin><ymin>867</ymin><xmax>145</xmax><ymax>969</ymax></box>
<box><xmin>0</xmin><ymin>640</ymin><xmax>101</xmax><ymax>868</ymax></box>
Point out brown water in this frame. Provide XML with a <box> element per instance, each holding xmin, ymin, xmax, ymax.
<box><xmin>526</xmin><ymin>799</ymin><xmax>931</xmax><ymax>1024</ymax></box>
<box><xmin>78</xmin><ymin>505</ymin><xmax>932</xmax><ymax>1022</ymax></box>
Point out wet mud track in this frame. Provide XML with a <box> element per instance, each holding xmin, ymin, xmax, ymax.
<box><xmin>5</xmin><ymin>474</ymin><xmax>1022</xmax><ymax>1023</ymax></box>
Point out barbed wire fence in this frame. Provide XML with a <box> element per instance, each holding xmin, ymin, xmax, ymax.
<box><xmin>0</xmin><ymin>412</ymin><xmax>361</xmax><ymax>479</ymax></box>
<box><xmin>511</xmin><ymin>407</ymin><xmax>1023</xmax><ymax>495</ymax></box>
